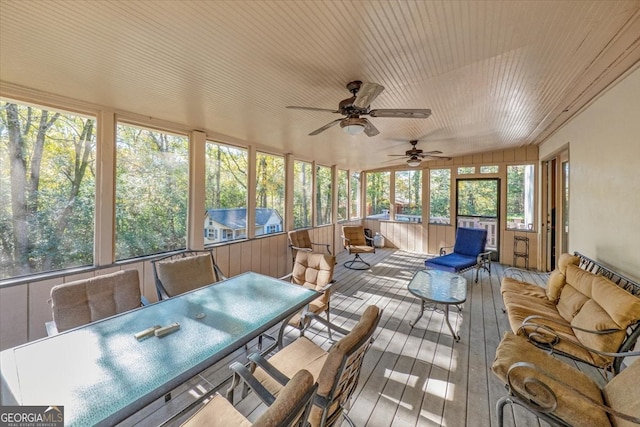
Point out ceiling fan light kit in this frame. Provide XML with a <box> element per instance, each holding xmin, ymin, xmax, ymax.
<box><xmin>287</xmin><ymin>80</ymin><xmax>432</xmax><ymax>137</ymax></box>
<box><xmin>340</xmin><ymin>117</ymin><xmax>366</xmax><ymax>135</ymax></box>
<box><xmin>406</xmin><ymin>158</ymin><xmax>421</xmax><ymax>167</ymax></box>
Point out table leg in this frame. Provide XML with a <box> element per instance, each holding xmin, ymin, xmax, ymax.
<box><xmin>409</xmin><ymin>299</ymin><xmax>425</xmax><ymax>328</ymax></box>
<box><xmin>443</xmin><ymin>305</ymin><xmax>460</xmax><ymax>342</ymax></box>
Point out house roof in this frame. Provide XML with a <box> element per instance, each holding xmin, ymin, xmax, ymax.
<box><xmin>206</xmin><ymin>208</ymin><xmax>281</xmax><ymax>230</ymax></box>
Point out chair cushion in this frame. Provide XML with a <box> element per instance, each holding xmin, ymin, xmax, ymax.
<box><xmin>156</xmin><ymin>253</ymin><xmax>216</xmax><ymax>297</ymax></box>
<box><xmin>557</xmin><ymin>253</ymin><xmax>580</xmax><ymax>275</ymax></box>
<box><xmin>51</xmin><ymin>269</ymin><xmax>141</xmax><ymax>332</ymax></box>
<box><xmin>591</xmin><ymin>275</ymin><xmax>640</xmax><ymax>330</ymax></box>
<box><xmin>501</xmin><ymin>277</ymin><xmax>548</xmax><ymax>299</ymax></box>
<box><xmin>452</xmin><ymin>227</ymin><xmax>487</xmax><ymax>257</ymax></box>
<box><xmin>288</xmin><ymin>230</ymin><xmax>312</xmax><ymax>249</ymax></box>
<box><xmin>492</xmin><ymin>332</ymin><xmax>610</xmax><ymax>427</ymax></box>
<box><xmin>556</xmin><ymin>284</ymin><xmax>590</xmax><ymax>322</ymax></box>
<box><xmin>342</xmin><ymin>226</ymin><xmax>367</xmax><ymax>246</ymax></box>
<box><xmin>180</xmin><ymin>394</ymin><xmax>251</xmax><ymax>427</ymax></box>
<box><xmin>603</xmin><ymin>359</ymin><xmax>640</xmax><ymax>427</ymax></box>
<box><xmin>254</xmin><ymin>370</ymin><xmax>315</xmax><ymax>427</ymax></box>
<box><xmin>571</xmin><ymin>300</ymin><xmax>626</xmax><ymax>367</ymax></box>
<box><xmin>425</xmin><ymin>253</ymin><xmax>476</xmax><ymax>272</ymax></box>
<box><xmin>253</xmin><ymin>337</ymin><xmax>328</xmax><ymax>397</ymax></box>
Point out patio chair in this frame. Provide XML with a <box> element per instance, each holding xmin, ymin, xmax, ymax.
<box><xmin>492</xmin><ymin>332</ymin><xmax>640</xmax><ymax>427</ymax></box>
<box><xmin>181</xmin><ymin>369</ymin><xmax>317</xmax><ymax>427</ymax></box>
<box><xmin>151</xmin><ymin>250</ymin><xmax>226</xmax><ymax>300</ymax></box>
<box><xmin>278</xmin><ymin>251</ymin><xmax>336</xmax><ymax>346</ymax></box>
<box><xmin>227</xmin><ymin>305</ymin><xmax>382</xmax><ymax>427</ymax></box>
<box><xmin>424</xmin><ymin>227</ymin><xmax>491</xmax><ymax>283</ymax></box>
<box><xmin>288</xmin><ymin>229</ymin><xmax>332</xmax><ymax>266</ymax></box>
<box><xmin>47</xmin><ymin>269</ymin><xmax>144</xmax><ymax>334</ymax></box>
<box><xmin>341</xmin><ymin>226</ymin><xmax>375</xmax><ymax>270</ymax></box>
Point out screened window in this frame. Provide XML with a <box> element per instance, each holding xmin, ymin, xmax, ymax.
<box><xmin>395</xmin><ymin>170</ymin><xmax>422</xmax><ymax>223</ymax></box>
<box><xmin>337</xmin><ymin>169</ymin><xmax>348</xmax><ymax>221</ymax></box>
<box><xmin>458</xmin><ymin>166</ymin><xmax>475</xmax><ymax>174</ymax></box>
<box><xmin>205</xmin><ymin>141</ymin><xmax>248</xmax><ymax>244</ymax></box>
<box><xmin>366</xmin><ymin>171</ymin><xmax>390</xmax><ymax>219</ymax></box>
<box><xmin>116</xmin><ymin>124</ymin><xmax>188</xmax><ymax>259</ymax></box>
<box><xmin>293</xmin><ymin>160</ymin><xmax>312</xmax><ymax>229</ymax></box>
<box><xmin>480</xmin><ymin>165</ymin><xmax>499</xmax><ymax>174</ymax></box>
<box><xmin>429</xmin><ymin>169</ymin><xmax>451</xmax><ymax>224</ymax></box>
<box><xmin>507</xmin><ymin>164</ymin><xmax>535</xmax><ymax>230</ymax></box>
<box><xmin>316</xmin><ymin>165</ymin><xmax>332</xmax><ymax>226</ymax></box>
<box><xmin>256</xmin><ymin>152</ymin><xmax>284</xmax><ymax>237</ymax></box>
<box><xmin>350</xmin><ymin>172</ymin><xmax>361</xmax><ymax>219</ymax></box>
<box><xmin>1</xmin><ymin>101</ymin><xmax>96</xmax><ymax>278</ymax></box>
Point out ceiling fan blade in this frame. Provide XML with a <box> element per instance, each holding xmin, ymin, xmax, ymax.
<box><xmin>287</xmin><ymin>106</ymin><xmax>339</xmax><ymax>113</ymax></box>
<box><xmin>363</xmin><ymin>119</ymin><xmax>380</xmax><ymax>137</ymax></box>
<box><xmin>423</xmin><ymin>155</ymin><xmax>452</xmax><ymax>160</ymax></box>
<box><xmin>309</xmin><ymin>118</ymin><xmax>342</xmax><ymax>135</ymax></box>
<box><xmin>418</xmin><ymin>150</ymin><xmax>443</xmax><ymax>157</ymax></box>
<box><xmin>387</xmin><ymin>154</ymin><xmax>409</xmax><ymax>157</ymax></box>
<box><xmin>354</xmin><ymin>82</ymin><xmax>385</xmax><ymax>108</ymax></box>
<box><xmin>369</xmin><ymin>109</ymin><xmax>432</xmax><ymax>118</ymax></box>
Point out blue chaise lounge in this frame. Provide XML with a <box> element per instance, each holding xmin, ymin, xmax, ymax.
<box><xmin>425</xmin><ymin>227</ymin><xmax>491</xmax><ymax>283</ymax></box>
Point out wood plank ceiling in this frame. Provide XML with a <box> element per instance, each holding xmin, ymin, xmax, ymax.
<box><xmin>1</xmin><ymin>1</ymin><xmax>639</xmax><ymax>170</ymax></box>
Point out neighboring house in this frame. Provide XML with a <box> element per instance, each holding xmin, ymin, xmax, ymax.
<box><xmin>204</xmin><ymin>208</ymin><xmax>283</xmax><ymax>244</ymax></box>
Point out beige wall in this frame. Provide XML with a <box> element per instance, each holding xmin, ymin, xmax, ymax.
<box><xmin>539</xmin><ymin>65</ymin><xmax>640</xmax><ymax>282</ymax></box>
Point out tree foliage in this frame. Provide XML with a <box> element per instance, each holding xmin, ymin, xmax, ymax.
<box><xmin>316</xmin><ymin>165</ymin><xmax>332</xmax><ymax>225</ymax></box>
<box><xmin>0</xmin><ymin>102</ymin><xmax>95</xmax><ymax>278</ymax></box>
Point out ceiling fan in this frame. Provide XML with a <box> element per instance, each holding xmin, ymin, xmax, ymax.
<box><xmin>388</xmin><ymin>140</ymin><xmax>451</xmax><ymax>167</ymax></box>
<box><xmin>286</xmin><ymin>80</ymin><xmax>431</xmax><ymax>137</ymax></box>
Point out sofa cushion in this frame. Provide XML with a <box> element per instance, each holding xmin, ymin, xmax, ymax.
<box><xmin>557</xmin><ymin>253</ymin><xmax>580</xmax><ymax>275</ymax></box>
<box><xmin>565</xmin><ymin>264</ymin><xmax>595</xmax><ymax>298</ymax></box>
<box><xmin>425</xmin><ymin>253</ymin><xmax>476</xmax><ymax>272</ymax></box>
<box><xmin>492</xmin><ymin>332</ymin><xmax>610</xmax><ymax>427</ymax></box>
<box><xmin>556</xmin><ymin>285</ymin><xmax>590</xmax><ymax>322</ymax></box>
<box><xmin>501</xmin><ymin>277</ymin><xmax>548</xmax><ymax>299</ymax></box>
<box><xmin>546</xmin><ymin>270</ymin><xmax>566</xmax><ymax>303</ymax></box>
<box><xmin>591</xmin><ymin>275</ymin><xmax>640</xmax><ymax>330</ymax></box>
<box><xmin>506</xmin><ymin>301</ymin><xmax>575</xmax><ymax>336</ymax></box>
<box><xmin>571</xmin><ymin>300</ymin><xmax>626</xmax><ymax>367</ymax></box>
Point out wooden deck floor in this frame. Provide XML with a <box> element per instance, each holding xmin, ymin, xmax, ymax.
<box><xmin>119</xmin><ymin>248</ymin><xmax>604</xmax><ymax>427</ymax></box>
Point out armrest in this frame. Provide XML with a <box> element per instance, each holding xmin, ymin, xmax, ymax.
<box><xmin>503</xmin><ymin>267</ymin><xmax>528</xmax><ymax>281</ymax></box>
<box><xmin>505</xmin><ymin>361</ymin><xmax>640</xmax><ymax>424</ymax></box>
<box><xmin>439</xmin><ymin>245</ymin><xmax>454</xmax><ymax>256</ymax></box>
<box><xmin>213</xmin><ymin>264</ymin><xmax>227</xmax><ymax>281</ymax></box>
<box><xmin>301</xmin><ymin>312</ymin><xmax>351</xmax><ymax>336</ymax></box>
<box><xmin>318</xmin><ymin>281</ymin><xmax>335</xmax><ymax>293</ymax></box>
<box><xmin>247</xmin><ymin>352</ymin><xmax>290</xmax><ymax>387</ymax></box>
<box><xmin>519</xmin><ymin>315</ymin><xmax>640</xmax><ymax>358</ymax></box>
<box><xmin>310</xmin><ymin>242</ymin><xmax>332</xmax><ymax>254</ymax></box>
<box><xmin>364</xmin><ymin>235</ymin><xmax>374</xmax><ymax>243</ymax></box>
<box><xmin>229</xmin><ymin>360</ymin><xmax>277</xmax><ymax>406</ymax></box>
<box><xmin>290</xmin><ymin>245</ymin><xmax>313</xmax><ymax>253</ymax></box>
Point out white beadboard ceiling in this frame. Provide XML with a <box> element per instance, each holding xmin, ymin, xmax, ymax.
<box><xmin>1</xmin><ymin>1</ymin><xmax>639</xmax><ymax>170</ymax></box>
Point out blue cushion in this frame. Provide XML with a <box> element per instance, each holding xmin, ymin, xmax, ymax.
<box><xmin>453</xmin><ymin>227</ymin><xmax>487</xmax><ymax>257</ymax></box>
<box><xmin>425</xmin><ymin>253</ymin><xmax>477</xmax><ymax>273</ymax></box>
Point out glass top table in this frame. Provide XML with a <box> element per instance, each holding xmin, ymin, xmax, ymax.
<box><xmin>0</xmin><ymin>271</ymin><xmax>318</xmax><ymax>427</ymax></box>
<box><xmin>407</xmin><ymin>269</ymin><xmax>467</xmax><ymax>341</ymax></box>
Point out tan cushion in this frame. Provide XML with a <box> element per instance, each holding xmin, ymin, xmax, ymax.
<box><xmin>501</xmin><ymin>277</ymin><xmax>548</xmax><ymax>299</ymax></box>
<box><xmin>288</xmin><ymin>229</ymin><xmax>313</xmax><ymax>250</ymax></box>
<box><xmin>571</xmin><ymin>300</ymin><xmax>626</xmax><ymax>367</ymax></box>
<box><xmin>556</xmin><ymin>285</ymin><xmax>590</xmax><ymax>322</ymax></box>
<box><xmin>603</xmin><ymin>359</ymin><xmax>640</xmax><ymax>427</ymax></box>
<box><xmin>506</xmin><ymin>300</ymin><xmax>573</xmax><ymax>335</ymax></box>
<box><xmin>156</xmin><ymin>253</ymin><xmax>216</xmax><ymax>297</ymax></box>
<box><xmin>342</xmin><ymin>226</ymin><xmax>368</xmax><ymax>247</ymax></box>
<box><xmin>591</xmin><ymin>275</ymin><xmax>640</xmax><ymax>330</ymax></box>
<box><xmin>181</xmin><ymin>394</ymin><xmax>251</xmax><ymax>427</ymax></box>
<box><xmin>565</xmin><ymin>264</ymin><xmax>595</xmax><ymax>298</ymax></box>
<box><xmin>492</xmin><ymin>332</ymin><xmax>610</xmax><ymax>427</ymax></box>
<box><xmin>546</xmin><ymin>269</ymin><xmax>566</xmax><ymax>303</ymax></box>
<box><xmin>253</xmin><ymin>337</ymin><xmax>328</xmax><ymax>397</ymax></box>
<box><xmin>51</xmin><ymin>269</ymin><xmax>141</xmax><ymax>332</ymax></box>
<box><xmin>557</xmin><ymin>253</ymin><xmax>580</xmax><ymax>275</ymax></box>
<box><xmin>254</xmin><ymin>370</ymin><xmax>315</xmax><ymax>427</ymax></box>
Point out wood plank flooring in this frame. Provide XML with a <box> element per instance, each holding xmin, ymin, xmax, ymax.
<box><xmin>118</xmin><ymin>248</ymin><xmax>604</xmax><ymax>427</ymax></box>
